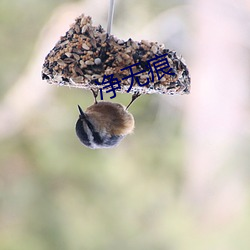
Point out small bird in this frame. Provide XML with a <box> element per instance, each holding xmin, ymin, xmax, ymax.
<box><xmin>75</xmin><ymin>90</ymin><xmax>140</xmax><ymax>149</ymax></box>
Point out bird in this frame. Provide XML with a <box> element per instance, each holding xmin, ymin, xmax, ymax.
<box><xmin>75</xmin><ymin>90</ymin><xmax>140</xmax><ymax>149</ymax></box>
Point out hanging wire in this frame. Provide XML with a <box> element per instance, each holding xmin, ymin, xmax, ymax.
<box><xmin>107</xmin><ymin>0</ymin><xmax>115</xmax><ymax>34</ymax></box>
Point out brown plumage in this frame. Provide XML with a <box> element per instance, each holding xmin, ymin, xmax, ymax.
<box><xmin>85</xmin><ymin>102</ymin><xmax>134</xmax><ymax>136</ymax></box>
<box><xmin>75</xmin><ymin>98</ymin><xmax>135</xmax><ymax>149</ymax></box>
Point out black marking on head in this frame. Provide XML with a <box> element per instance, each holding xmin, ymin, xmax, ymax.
<box><xmin>83</xmin><ymin>119</ymin><xmax>103</xmax><ymax>145</ymax></box>
<box><xmin>92</xmin><ymin>131</ymin><xmax>103</xmax><ymax>145</ymax></box>
<box><xmin>75</xmin><ymin>118</ymin><xmax>92</xmax><ymax>147</ymax></box>
<box><xmin>76</xmin><ymin>105</ymin><xmax>103</xmax><ymax>148</ymax></box>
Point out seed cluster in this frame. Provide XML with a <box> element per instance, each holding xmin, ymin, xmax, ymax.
<box><xmin>42</xmin><ymin>14</ymin><xmax>190</xmax><ymax>95</ymax></box>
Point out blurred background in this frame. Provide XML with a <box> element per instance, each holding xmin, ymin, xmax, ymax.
<box><xmin>1</xmin><ymin>0</ymin><xmax>250</xmax><ymax>249</ymax></box>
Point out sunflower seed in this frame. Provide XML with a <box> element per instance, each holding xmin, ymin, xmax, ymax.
<box><xmin>85</xmin><ymin>60</ymin><xmax>94</xmax><ymax>65</ymax></box>
<box><xmin>151</xmin><ymin>45</ymin><xmax>158</xmax><ymax>54</ymax></box>
<box><xmin>82</xmin><ymin>44</ymin><xmax>90</xmax><ymax>50</ymax></box>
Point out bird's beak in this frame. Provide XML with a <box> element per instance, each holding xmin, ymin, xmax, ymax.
<box><xmin>77</xmin><ymin>105</ymin><xmax>86</xmax><ymax>119</ymax></box>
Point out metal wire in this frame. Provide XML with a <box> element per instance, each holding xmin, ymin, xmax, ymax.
<box><xmin>107</xmin><ymin>0</ymin><xmax>115</xmax><ymax>34</ymax></box>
